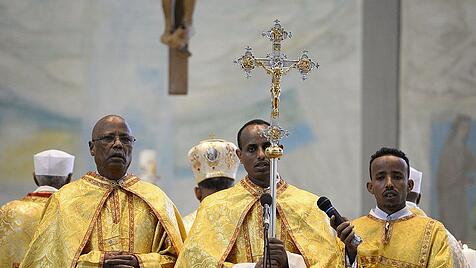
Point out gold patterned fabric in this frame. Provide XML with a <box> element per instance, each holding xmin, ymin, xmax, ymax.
<box><xmin>176</xmin><ymin>177</ymin><xmax>344</xmax><ymax>267</ymax></box>
<box><xmin>353</xmin><ymin>214</ymin><xmax>452</xmax><ymax>267</ymax></box>
<box><xmin>20</xmin><ymin>172</ymin><xmax>186</xmax><ymax>268</ymax></box>
<box><xmin>409</xmin><ymin>205</ymin><xmax>469</xmax><ymax>268</ymax></box>
<box><xmin>0</xmin><ymin>193</ymin><xmax>52</xmax><ymax>268</ymax></box>
<box><xmin>183</xmin><ymin>210</ymin><xmax>197</xmax><ymax>235</ymax></box>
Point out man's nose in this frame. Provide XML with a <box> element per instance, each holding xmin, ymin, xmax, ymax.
<box><xmin>112</xmin><ymin>136</ymin><xmax>124</xmax><ymax>148</ymax></box>
<box><xmin>257</xmin><ymin>147</ymin><xmax>266</xmax><ymax>159</ymax></box>
<box><xmin>384</xmin><ymin>176</ymin><xmax>394</xmax><ymax>188</ymax></box>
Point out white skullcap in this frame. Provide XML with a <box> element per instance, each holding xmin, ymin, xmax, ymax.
<box><xmin>34</xmin><ymin>150</ymin><xmax>75</xmax><ymax>176</ymax></box>
<box><xmin>409</xmin><ymin>167</ymin><xmax>423</xmax><ymax>194</ymax></box>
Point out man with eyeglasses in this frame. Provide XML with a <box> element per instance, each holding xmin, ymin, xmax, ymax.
<box><xmin>21</xmin><ymin>115</ymin><xmax>186</xmax><ymax>268</ymax></box>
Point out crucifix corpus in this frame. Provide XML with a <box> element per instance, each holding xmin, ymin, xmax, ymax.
<box><xmin>234</xmin><ymin>19</ymin><xmax>318</xmax><ymax>238</ymax></box>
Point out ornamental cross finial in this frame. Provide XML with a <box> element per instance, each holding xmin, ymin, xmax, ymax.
<box><xmin>234</xmin><ymin>20</ymin><xmax>318</xmax><ymax>239</ymax></box>
<box><xmin>234</xmin><ymin>20</ymin><xmax>318</xmax><ymax>145</ymax></box>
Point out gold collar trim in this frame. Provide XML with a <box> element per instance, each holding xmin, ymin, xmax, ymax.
<box><xmin>366</xmin><ymin>213</ymin><xmax>416</xmax><ymax>223</ymax></box>
<box><xmin>83</xmin><ymin>171</ymin><xmax>139</xmax><ymax>189</ymax></box>
<box><xmin>240</xmin><ymin>176</ymin><xmax>288</xmax><ymax>197</ymax></box>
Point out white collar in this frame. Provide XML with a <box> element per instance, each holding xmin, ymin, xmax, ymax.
<box><xmin>370</xmin><ymin>205</ymin><xmax>412</xmax><ymax>221</ymax></box>
<box><xmin>33</xmin><ymin>185</ymin><xmax>58</xmax><ymax>193</ymax></box>
<box><xmin>406</xmin><ymin>201</ymin><xmax>419</xmax><ymax>209</ymax></box>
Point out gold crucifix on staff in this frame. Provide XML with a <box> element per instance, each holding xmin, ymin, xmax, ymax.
<box><xmin>234</xmin><ymin>19</ymin><xmax>318</xmax><ymax>238</ymax></box>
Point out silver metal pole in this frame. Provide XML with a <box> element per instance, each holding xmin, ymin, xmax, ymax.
<box><xmin>269</xmin><ymin>157</ymin><xmax>278</xmax><ymax>238</ymax></box>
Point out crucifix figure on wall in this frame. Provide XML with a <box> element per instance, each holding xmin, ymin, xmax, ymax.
<box><xmin>161</xmin><ymin>0</ymin><xmax>196</xmax><ymax>95</ymax></box>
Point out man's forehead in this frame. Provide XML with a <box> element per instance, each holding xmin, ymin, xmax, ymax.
<box><xmin>242</xmin><ymin>125</ymin><xmax>267</xmax><ymax>142</ymax></box>
<box><xmin>372</xmin><ymin>155</ymin><xmax>407</xmax><ymax>172</ymax></box>
<box><xmin>94</xmin><ymin>118</ymin><xmax>130</xmax><ymax>136</ymax></box>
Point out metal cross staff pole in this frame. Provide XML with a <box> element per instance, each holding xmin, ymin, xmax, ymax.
<box><xmin>235</xmin><ymin>20</ymin><xmax>318</xmax><ymax>238</ymax></box>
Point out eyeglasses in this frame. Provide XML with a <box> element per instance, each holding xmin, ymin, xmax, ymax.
<box><xmin>91</xmin><ymin>134</ymin><xmax>136</xmax><ymax>145</ymax></box>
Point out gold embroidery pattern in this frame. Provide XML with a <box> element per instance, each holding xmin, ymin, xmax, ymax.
<box><xmin>112</xmin><ymin>190</ymin><xmax>120</xmax><ymax>224</ymax></box>
<box><xmin>241</xmin><ymin>176</ymin><xmax>288</xmax><ymax>197</ymax></box>
<box><xmin>97</xmin><ymin>216</ymin><xmax>104</xmax><ymax>251</ymax></box>
<box><xmin>418</xmin><ymin>220</ymin><xmax>436</xmax><ymax>266</ymax></box>
<box><xmin>218</xmin><ymin>196</ymin><xmax>258</xmax><ymax>266</ymax></box>
<box><xmin>122</xmin><ymin>176</ymin><xmax>140</xmax><ymax>188</ymax></box>
<box><xmin>276</xmin><ymin>204</ymin><xmax>309</xmax><ymax>267</ymax></box>
<box><xmin>83</xmin><ymin>173</ymin><xmax>112</xmax><ymax>189</ymax></box>
<box><xmin>127</xmin><ymin>193</ymin><xmax>135</xmax><ymax>252</ymax></box>
<box><xmin>366</xmin><ymin>213</ymin><xmax>416</xmax><ymax>223</ymax></box>
<box><xmin>71</xmin><ymin>189</ymin><xmax>113</xmax><ymax>268</ymax></box>
<box><xmin>225</xmin><ymin>144</ymin><xmax>236</xmax><ymax>169</ymax></box>
<box><xmin>124</xmin><ymin>188</ymin><xmax>181</xmax><ymax>256</ymax></box>
<box><xmin>242</xmin><ymin>221</ymin><xmax>253</xmax><ymax>262</ymax></box>
<box><xmin>382</xmin><ymin>221</ymin><xmax>393</xmax><ymax>245</ymax></box>
<box><xmin>190</xmin><ymin>149</ymin><xmax>201</xmax><ymax>172</ymax></box>
<box><xmin>359</xmin><ymin>255</ymin><xmax>419</xmax><ymax>267</ymax></box>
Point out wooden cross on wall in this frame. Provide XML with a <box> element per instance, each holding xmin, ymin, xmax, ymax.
<box><xmin>161</xmin><ymin>0</ymin><xmax>195</xmax><ymax>95</ymax></box>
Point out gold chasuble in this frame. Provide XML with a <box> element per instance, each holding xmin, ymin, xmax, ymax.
<box><xmin>20</xmin><ymin>172</ymin><xmax>186</xmax><ymax>268</ymax></box>
<box><xmin>408</xmin><ymin>203</ymin><xmax>468</xmax><ymax>268</ymax></box>
<box><xmin>183</xmin><ymin>210</ymin><xmax>197</xmax><ymax>234</ymax></box>
<box><xmin>353</xmin><ymin>214</ymin><xmax>452</xmax><ymax>267</ymax></box>
<box><xmin>0</xmin><ymin>192</ymin><xmax>52</xmax><ymax>268</ymax></box>
<box><xmin>176</xmin><ymin>177</ymin><xmax>344</xmax><ymax>267</ymax></box>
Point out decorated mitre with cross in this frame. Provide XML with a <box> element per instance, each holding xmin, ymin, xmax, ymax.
<box><xmin>187</xmin><ymin>139</ymin><xmax>240</xmax><ymax>184</ymax></box>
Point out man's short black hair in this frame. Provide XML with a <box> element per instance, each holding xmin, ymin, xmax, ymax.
<box><xmin>237</xmin><ymin>119</ymin><xmax>271</xmax><ymax>149</ymax></box>
<box><xmin>198</xmin><ymin>177</ymin><xmax>234</xmax><ymax>191</ymax></box>
<box><xmin>369</xmin><ymin>147</ymin><xmax>410</xmax><ymax>180</ymax></box>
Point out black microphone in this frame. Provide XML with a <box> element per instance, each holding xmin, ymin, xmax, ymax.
<box><xmin>317</xmin><ymin>196</ymin><xmax>345</xmax><ymax>226</ymax></box>
<box><xmin>317</xmin><ymin>196</ymin><xmax>362</xmax><ymax>247</ymax></box>
<box><xmin>260</xmin><ymin>193</ymin><xmax>272</xmax><ymax>228</ymax></box>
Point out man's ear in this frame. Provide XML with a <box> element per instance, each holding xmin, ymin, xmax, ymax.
<box><xmin>366</xmin><ymin>181</ymin><xmax>374</xmax><ymax>195</ymax></box>
<box><xmin>407</xmin><ymin>179</ymin><xmax>414</xmax><ymax>193</ymax></box>
<box><xmin>194</xmin><ymin>186</ymin><xmax>202</xmax><ymax>202</ymax></box>
<box><xmin>236</xmin><ymin>148</ymin><xmax>242</xmax><ymax>161</ymax></box>
<box><xmin>89</xmin><ymin>141</ymin><xmax>95</xmax><ymax>156</ymax></box>
<box><xmin>33</xmin><ymin>172</ymin><xmax>40</xmax><ymax>187</ymax></box>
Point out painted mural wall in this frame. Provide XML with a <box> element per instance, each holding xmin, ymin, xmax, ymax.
<box><xmin>0</xmin><ymin>0</ymin><xmax>362</xmax><ymax>218</ymax></box>
<box><xmin>400</xmin><ymin>0</ymin><xmax>476</xmax><ymax>245</ymax></box>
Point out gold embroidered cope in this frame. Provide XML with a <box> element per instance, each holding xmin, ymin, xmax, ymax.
<box><xmin>183</xmin><ymin>210</ymin><xmax>197</xmax><ymax>235</ymax></box>
<box><xmin>176</xmin><ymin>176</ymin><xmax>344</xmax><ymax>267</ymax></box>
<box><xmin>20</xmin><ymin>172</ymin><xmax>186</xmax><ymax>268</ymax></box>
<box><xmin>409</xmin><ymin>206</ymin><xmax>468</xmax><ymax>268</ymax></box>
<box><xmin>0</xmin><ymin>193</ymin><xmax>51</xmax><ymax>268</ymax></box>
<box><xmin>353</xmin><ymin>214</ymin><xmax>452</xmax><ymax>267</ymax></box>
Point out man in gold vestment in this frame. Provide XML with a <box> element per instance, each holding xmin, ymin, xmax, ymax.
<box><xmin>183</xmin><ymin>138</ymin><xmax>239</xmax><ymax>234</ymax></box>
<box><xmin>176</xmin><ymin>119</ymin><xmax>344</xmax><ymax>267</ymax></box>
<box><xmin>21</xmin><ymin>115</ymin><xmax>185</xmax><ymax>268</ymax></box>
<box><xmin>336</xmin><ymin>147</ymin><xmax>452</xmax><ymax>267</ymax></box>
<box><xmin>0</xmin><ymin>149</ymin><xmax>74</xmax><ymax>268</ymax></box>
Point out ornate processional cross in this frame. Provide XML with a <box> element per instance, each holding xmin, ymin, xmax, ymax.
<box><xmin>234</xmin><ymin>19</ymin><xmax>318</xmax><ymax>237</ymax></box>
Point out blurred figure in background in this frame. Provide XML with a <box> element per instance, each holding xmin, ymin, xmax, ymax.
<box><xmin>183</xmin><ymin>138</ymin><xmax>239</xmax><ymax>234</ymax></box>
<box><xmin>0</xmin><ymin>149</ymin><xmax>74</xmax><ymax>268</ymax></box>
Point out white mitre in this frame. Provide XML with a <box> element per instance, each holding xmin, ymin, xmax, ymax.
<box><xmin>188</xmin><ymin>138</ymin><xmax>239</xmax><ymax>184</ymax></box>
<box><xmin>34</xmin><ymin>149</ymin><xmax>75</xmax><ymax>176</ymax></box>
<box><xmin>409</xmin><ymin>166</ymin><xmax>423</xmax><ymax>194</ymax></box>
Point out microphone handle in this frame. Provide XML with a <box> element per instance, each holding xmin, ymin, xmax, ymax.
<box><xmin>327</xmin><ymin>207</ymin><xmax>344</xmax><ymax>227</ymax></box>
<box><xmin>327</xmin><ymin>207</ymin><xmax>363</xmax><ymax>247</ymax></box>
<box><xmin>263</xmin><ymin>204</ymin><xmax>270</xmax><ymax>228</ymax></box>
